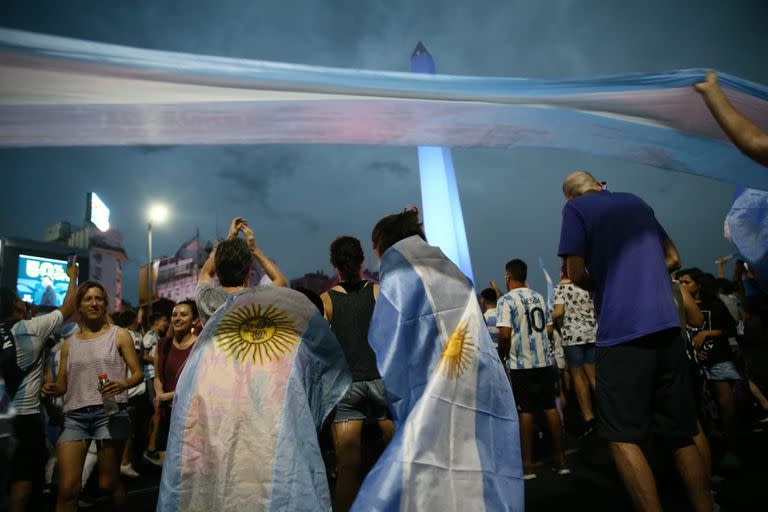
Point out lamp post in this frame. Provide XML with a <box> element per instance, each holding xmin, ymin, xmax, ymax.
<box><xmin>146</xmin><ymin>204</ymin><xmax>168</xmax><ymax>317</ymax></box>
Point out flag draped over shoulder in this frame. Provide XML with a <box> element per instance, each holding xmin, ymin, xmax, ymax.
<box><xmin>352</xmin><ymin>236</ymin><xmax>523</xmax><ymax>512</ymax></box>
<box><xmin>1</xmin><ymin>29</ymin><xmax>768</xmax><ymax>190</ymax></box>
<box><xmin>158</xmin><ymin>287</ymin><xmax>350</xmax><ymax>512</ymax></box>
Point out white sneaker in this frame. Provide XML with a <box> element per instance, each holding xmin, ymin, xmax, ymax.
<box><xmin>120</xmin><ymin>463</ymin><xmax>140</xmax><ymax>478</ymax></box>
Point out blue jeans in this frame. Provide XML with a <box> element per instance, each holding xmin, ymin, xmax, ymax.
<box><xmin>58</xmin><ymin>405</ymin><xmax>131</xmax><ymax>443</ymax></box>
<box><xmin>563</xmin><ymin>344</ymin><xmax>596</xmax><ymax>368</ymax></box>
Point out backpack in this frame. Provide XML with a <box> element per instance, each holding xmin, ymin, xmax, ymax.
<box><xmin>0</xmin><ymin>320</ymin><xmax>45</xmax><ymax>399</ymax></box>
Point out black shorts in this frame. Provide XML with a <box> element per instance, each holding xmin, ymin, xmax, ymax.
<box><xmin>508</xmin><ymin>366</ymin><xmax>557</xmax><ymax>413</ymax></box>
<box><xmin>596</xmin><ymin>328</ymin><xmax>698</xmax><ymax>443</ymax></box>
<box><xmin>10</xmin><ymin>414</ymin><xmax>47</xmax><ymax>484</ymax></box>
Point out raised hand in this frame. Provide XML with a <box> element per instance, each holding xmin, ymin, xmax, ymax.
<box><xmin>227</xmin><ymin>217</ymin><xmax>246</xmax><ymax>240</ymax></box>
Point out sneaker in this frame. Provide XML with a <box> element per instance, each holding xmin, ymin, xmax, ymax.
<box><xmin>143</xmin><ymin>450</ymin><xmax>162</xmax><ymax>467</ymax></box>
<box><xmin>120</xmin><ymin>463</ymin><xmax>140</xmax><ymax>478</ymax></box>
<box><xmin>523</xmin><ymin>471</ymin><xmax>537</xmax><ymax>480</ymax></box>
<box><xmin>553</xmin><ymin>464</ymin><xmax>571</xmax><ymax>475</ymax></box>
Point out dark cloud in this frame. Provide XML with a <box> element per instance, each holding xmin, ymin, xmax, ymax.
<box><xmin>217</xmin><ymin>147</ymin><xmax>300</xmax><ymax>197</ymax></box>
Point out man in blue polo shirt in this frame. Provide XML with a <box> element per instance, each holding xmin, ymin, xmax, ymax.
<box><xmin>558</xmin><ymin>171</ymin><xmax>712</xmax><ymax>512</ymax></box>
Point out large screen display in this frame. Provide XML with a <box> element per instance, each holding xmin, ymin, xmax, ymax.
<box><xmin>16</xmin><ymin>254</ymin><xmax>70</xmax><ymax>307</ymax></box>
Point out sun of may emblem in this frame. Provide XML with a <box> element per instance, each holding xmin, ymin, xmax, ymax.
<box><xmin>215</xmin><ymin>304</ymin><xmax>299</xmax><ymax>365</ymax></box>
<box><xmin>439</xmin><ymin>320</ymin><xmax>476</xmax><ymax>379</ymax></box>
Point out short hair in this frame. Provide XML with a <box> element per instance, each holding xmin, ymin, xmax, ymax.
<box><xmin>76</xmin><ymin>281</ymin><xmax>109</xmax><ymax>310</ymax></box>
<box><xmin>676</xmin><ymin>268</ymin><xmax>718</xmax><ymax>302</ymax></box>
<box><xmin>563</xmin><ymin>171</ymin><xmax>599</xmax><ymax>198</ymax></box>
<box><xmin>505</xmin><ymin>259</ymin><xmax>528</xmax><ymax>282</ymax></box>
<box><xmin>215</xmin><ymin>238</ymin><xmax>252</xmax><ymax>287</ymax></box>
<box><xmin>480</xmin><ymin>288</ymin><xmax>497</xmax><ymax>304</ymax></box>
<box><xmin>173</xmin><ymin>299</ymin><xmax>199</xmax><ymax>319</ymax></box>
<box><xmin>371</xmin><ymin>208</ymin><xmax>425</xmax><ymax>256</ymax></box>
<box><xmin>330</xmin><ymin>236</ymin><xmax>364</xmax><ymax>281</ymax></box>
<box><xmin>675</xmin><ymin>267</ymin><xmax>704</xmax><ymax>282</ymax></box>
<box><xmin>149</xmin><ymin>312</ymin><xmax>168</xmax><ymax>327</ymax></box>
<box><xmin>115</xmin><ymin>309</ymin><xmax>137</xmax><ymax>328</ymax></box>
<box><xmin>0</xmin><ymin>287</ymin><xmax>18</xmax><ymax>320</ymax></box>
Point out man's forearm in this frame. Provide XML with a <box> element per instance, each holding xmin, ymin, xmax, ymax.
<box><xmin>703</xmin><ymin>88</ymin><xmax>768</xmax><ymax>163</ymax></box>
<box><xmin>58</xmin><ymin>276</ymin><xmax>78</xmax><ymax>319</ymax></box>
<box><xmin>251</xmin><ymin>246</ymin><xmax>288</xmax><ymax>287</ymax></box>
<box><xmin>198</xmin><ymin>254</ymin><xmax>215</xmax><ymax>286</ymax></box>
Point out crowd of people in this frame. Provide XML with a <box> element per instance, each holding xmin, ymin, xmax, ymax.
<box><xmin>0</xmin><ymin>73</ymin><xmax>767</xmax><ymax>511</ymax></box>
<box><xmin>0</xmin><ymin>188</ymin><xmax>765</xmax><ymax>511</ymax></box>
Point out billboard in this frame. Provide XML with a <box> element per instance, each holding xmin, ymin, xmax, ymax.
<box><xmin>86</xmin><ymin>192</ymin><xmax>110</xmax><ymax>232</ymax></box>
<box><xmin>16</xmin><ymin>254</ymin><xmax>70</xmax><ymax>307</ymax></box>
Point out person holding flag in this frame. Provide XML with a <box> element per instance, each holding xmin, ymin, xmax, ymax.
<box><xmin>351</xmin><ymin>208</ymin><xmax>523</xmax><ymax>512</ymax></box>
<box><xmin>157</xmin><ymin>232</ymin><xmax>350</xmax><ymax>512</ymax></box>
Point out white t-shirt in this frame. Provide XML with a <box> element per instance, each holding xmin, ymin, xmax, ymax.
<box><xmin>128</xmin><ymin>330</ymin><xmax>146</xmax><ymax>398</ymax></box>
<box><xmin>553</xmin><ymin>282</ymin><xmax>597</xmax><ymax>347</ymax></box>
<box><xmin>496</xmin><ymin>288</ymin><xmax>552</xmax><ymax>370</ymax></box>
<box><xmin>12</xmin><ymin>310</ymin><xmax>63</xmax><ymax>415</ymax></box>
<box><xmin>142</xmin><ymin>331</ymin><xmax>159</xmax><ymax>379</ymax></box>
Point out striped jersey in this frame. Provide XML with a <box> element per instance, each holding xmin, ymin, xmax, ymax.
<box><xmin>12</xmin><ymin>310</ymin><xmax>63</xmax><ymax>415</ymax></box>
<box><xmin>497</xmin><ymin>288</ymin><xmax>552</xmax><ymax>370</ymax></box>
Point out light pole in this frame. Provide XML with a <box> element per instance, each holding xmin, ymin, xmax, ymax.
<box><xmin>146</xmin><ymin>204</ymin><xmax>168</xmax><ymax>317</ymax></box>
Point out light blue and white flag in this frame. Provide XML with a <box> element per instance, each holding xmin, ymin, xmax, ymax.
<box><xmin>1</xmin><ymin>29</ymin><xmax>767</xmax><ymax>191</ymax></box>
<box><xmin>352</xmin><ymin>235</ymin><xmax>523</xmax><ymax>512</ymax></box>
<box><xmin>538</xmin><ymin>256</ymin><xmax>555</xmax><ymax>312</ymax></box>
<box><xmin>727</xmin><ymin>187</ymin><xmax>768</xmax><ymax>292</ymax></box>
<box><xmin>157</xmin><ymin>287</ymin><xmax>350</xmax><ymax>512</ymax></box>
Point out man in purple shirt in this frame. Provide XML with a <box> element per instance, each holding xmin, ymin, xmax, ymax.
<box><xmin>558</xmin><ymin>171</ymin><xmax>712</xmax><ymax>512</ymax></box>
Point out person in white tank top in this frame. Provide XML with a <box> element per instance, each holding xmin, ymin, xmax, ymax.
<box><xmin>42</xmin><ymin>280</ymin><xmax>144</xmax><ymax>512</ymax></box>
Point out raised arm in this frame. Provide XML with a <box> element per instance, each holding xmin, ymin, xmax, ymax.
<box><xmin>240</xmin><ymin>223</ymin><xmax>288</xmax><ymax>287</ymax></box>
<box><xmin>57</xmin><ymin>255</ymin><xmax>80</xmax><ymax>320</ymax></box>
<box><xmin>696</xmin><ymin>71</ymin><xmax>768</xmax><ymax>167</ymax></box>
<box><xmin>198</xmin><ymin>248</ymin><xmax>216</xmax><ymax>287</ymax></box>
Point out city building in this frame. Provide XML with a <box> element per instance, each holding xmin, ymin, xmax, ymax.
<box><xmin>155</xmin><ymin>255</ymin><xmax>200</xmax><ymax>303</ymax></box>
<box><xmin>289</xmin><ymin>271</ymin><xmax>334</xmax><ymax>295</ymax></box>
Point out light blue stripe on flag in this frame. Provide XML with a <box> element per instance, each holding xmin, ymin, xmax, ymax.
<box><xmin>353</xmin><ymin>236</ymin><xmax>523</xmax><ymax>511</ymax></box>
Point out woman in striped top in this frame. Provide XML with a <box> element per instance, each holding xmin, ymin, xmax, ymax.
<box><xmin>42</xmin><ymin>281</ymin><xmax>143</xmax><ymax>512</ymax></box>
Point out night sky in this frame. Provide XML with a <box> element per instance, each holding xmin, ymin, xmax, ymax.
<box><xmin>1</xmin><ymin>0</ymin><xmax>766</xmax><ymax>303</ymax></box>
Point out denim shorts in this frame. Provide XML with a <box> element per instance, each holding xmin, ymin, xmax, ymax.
<box><xmin>58</xmin><ymin>405</ymin><xmax>132</xmax><ymax>443</ymax></box>
<box><xmin>703</xmin><ymin>360</ymin><xmax>743</xmax><ymax>381</ymax></box>
<box><xmin>334</xmin><ymin>379</ymin><xmax>389</xmax><ymax>422</ymax></box>
<box><xmin>563</xmin><ymin>343</ymin><xmax>596</xmax><ymax>368</ymax></box>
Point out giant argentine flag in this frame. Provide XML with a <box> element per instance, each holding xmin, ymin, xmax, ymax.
<box><xmin>158</xmin><ymin>287</ymin><xmax>350</xmax><ymax>512</ymax></box>
<box><xmin>353</xmin><ymin>236</ymin><xmax>523</xmax><ymax>511</ymax></box>
<box><xmin>1</xmin><ymin>29</ymin><xmax>768</xmax><ymax>191</ymax></box>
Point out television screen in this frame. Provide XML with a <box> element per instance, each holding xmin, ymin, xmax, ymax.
<box><xmin>16</xmin><ymin>254</ymin><xmax>71</xmax><ymax>307</ymax></box>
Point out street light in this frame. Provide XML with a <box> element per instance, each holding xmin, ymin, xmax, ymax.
<box><xmin>147</xmin><ymin>204</ymin><xmax>169</xmax><ymax>316</ymax></box>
